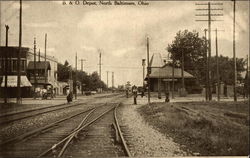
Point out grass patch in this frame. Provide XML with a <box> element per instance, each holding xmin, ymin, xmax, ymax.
<box><xmin>138</xmin><ymin>101</ymin><xmax>249</xmax><ymax>156</ymax></box>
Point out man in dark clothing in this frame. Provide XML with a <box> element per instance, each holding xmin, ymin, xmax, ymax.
<box><xmin>165</xmin><ymin>91</ymin><xmax>170</xmax><ymax>102</ymax></box>
<box><xmin>67</xmin><ymin>91</ymin><xmax>73</xmax><ymax>103</ymax></box>
<box><xmin>132</xmin><ymin>85</ymin><xmax>138</xmax><ymax>105</ymax></box>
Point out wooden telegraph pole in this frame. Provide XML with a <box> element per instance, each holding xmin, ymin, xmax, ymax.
<box><xmin>181</xmin><ymin>51</ymin><xmax>185</xmax><ymax>92</ymax></box>
<box><xmin>171</xmin><ymin>55</ymin><xmax>175</xmax><ymax>99</ymax></box>
<box><xmin>204</xmin><ymin>29</ymin><xmax>208</xmax><ymax>101</ymax></box>
<box><xmin>4</xmin><ymin>25</ymin><xmax>9</xmax><ymax>103</ymax></box>
<box><xmin>147</xmin><ymin>37</ymin><xmax>150</xmax><ymax>104</ymax></box>
<box><xmin>142</xmin><ymin>59</ymin><xmax>146</xmax><ymax>87</ymax></box>
<box><xmin>112</xmin><ymin>72</ymin><xmax>114</xmax><ymax>93</ymax></box>
<box><xmin>44</xmin><ymin>33</ymin><xmax>47</xmax><ymax>84</ymax></box>
<box><xmin>0</xmin><ymin>1</ymin><xmax>2</xmax><ymax>46</ymax></box>
<box><xmin>214</xmin><ymin>29</ymin><xmax>225</xmax><ymax>101</ymax></box>
<box><xmin>232</xmin><ymin>0</ymin><xmax>237</xmax><ymax>102</ymax></box>
<box><xmin>98</xmin><ymin>50</ymin><xmax>102</xmax><ymax>80</ymax></box>
<box><xmin>17</xmin><ymin>0</ymin><xmax>22</xmax><ymax>104</ymax></box>
<box><xmin>106</xmin><ymin>71</ymin><xmax>109</xmax><ymax>88</ymax></box>
<box><xmin>79</xmin><ymin>59</ymin><xmax>86</xmax><ymax>71</ymax></box>
<box><xmin>215</xmin><ymin>29</ymin><xmax>220</xmax><ymax>101</ymax></box>
<box><xmin>75</xmin><ymin>52</ymin><xmax>77</xmax><ymax>99</ymax></box>
<box><xmin>38</xmin><ymin>49</ymin><xmax>41</xmax><ymax>62</ymax></box>
<box><xmin>207</xmin><ymin>2</ymin><xmax>212</xmax><ymax>101</ymax></box>
<box><xmin>195</xmin><ymin>2</ymin><xmax>223</xmax><ymax>101</ymax></box>
<box><xmin>34</xmin><ymin>38</ymin><xmax>37</xmax><ymax>94</ymax></box>
<box><xmin>247</xmin><ymin>55</ymin><xmax>249</xmax><ymax>102</ymax></box>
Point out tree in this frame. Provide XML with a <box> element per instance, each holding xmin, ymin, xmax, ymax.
<box><xmin>88</xmin><ymin>72</ymin><xmax>107</xmax><ymax>90</ymax></box>
<box><xmin>167</xmin><ymin>30</ymin><xmax>246</xmax><ymax>86</ymax></box>
<box><xmin>58</xmin><ymin>61</ymin><xmax>108</xmax><ymax>91</ymax></box>
<box><xmin>210</xmin><ymin>56</ymin><xmax>246</xmax><ymax>85</ymax></box>
<box><xmin>57</xmin><ymin>60</ymin><xmax>71</xmax><ymax>82</ymax></box>
<box><xmin>167</xmin><ymin>30</ymin><xmax>207</xmax><ymax>84</ymax></box>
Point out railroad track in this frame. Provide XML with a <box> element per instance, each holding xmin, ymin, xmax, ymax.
<box><xmin>0</xmin><ymin>93</ymin><xmax>124</xmax><ymax>125</ymax></box>
<box><xmin>0</xmin><ymin>102</ymin><xmax>131</xmax><ymax>157</ymax></box>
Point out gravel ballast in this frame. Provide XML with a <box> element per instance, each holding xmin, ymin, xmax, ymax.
<box><xmin>118</xmin><ymin>101</ymin><xmax>187</xmax><ymax>157</ymax></box>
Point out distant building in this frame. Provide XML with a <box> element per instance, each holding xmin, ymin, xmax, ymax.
<box><xmin>0</xmin><ymin>47</ymin><xmax>32</xmax><ymax>98</ymax></box>
<box><xmin>26</xmin><ymin>61</ymin><xmax>51</xmax><ymax>88</ymax></box>
<box><xmin>26</xmin><ymin>50</ymin><xmax>59</xmax><ymax>94</ymax></box>
<box><xmin>58</xmin><ymin>81</ymin><xmax>69</xmax><ymax>95</ymax></box>
<box><xmin>0</xmin><ymin>46</ymin><xmax>59</xmax><ymax>98</ymax></box>
<box><xmin>145</xmin><ymin>53</ymin><xmax>201</xmax><ymax>94</ymax></box>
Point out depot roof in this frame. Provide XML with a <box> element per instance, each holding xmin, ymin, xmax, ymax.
<box><xmin>146</xmin><ymin>53</ymin><xmax>194</xmax><ymax>79</ymax></box>
<box><xmin>148</xmin><ymin>65</ymin><xmax>194</xmax><ymax>79</ymax></box>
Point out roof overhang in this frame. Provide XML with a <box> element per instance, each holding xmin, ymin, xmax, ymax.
<box><xmin>1</xmin><ymin>76</ymin><xmax>32</xmax><ymax>87</ymax></box>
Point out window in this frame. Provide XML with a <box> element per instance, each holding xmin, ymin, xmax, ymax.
<box><xmin>21</xmin><ymin>60</ymin><xmax>25</xmax><ymax>71</ymax></box>
<box><xmin>2</xmin><ymin>60</ymin><xmax>5</xmax><ymax>71</ymax></box>
<box><xmin>8</xmin><ymin>59</ymin><xmax>11</xmax><ymax>72</ymax></box>
<box><xmin>0</xmin><ymin>59</ymin><xmax>2</xmax><ymax>71</ymax></box>
<box><xmin>13</xmin><ymin>60</ymin><xmax>17</xmax><ymax>72</ymax></box>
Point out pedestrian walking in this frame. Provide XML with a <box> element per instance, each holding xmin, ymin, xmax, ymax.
<box><xmin>67</xmin><ymin>91</ymin><xmax>73</xmax><ymax>103</ymax></box>
<box><xmin>132</xmin><ymin>85</ymin><xmax>138</xmax><ymax>105</ymax></box>
<box><xmin>42</xmin><ymin>88</ymin><xmax>47</xmax><ymax>100</ymax></box>
<box><xmin>165</xmin><ymin>91</ymin><xmax>169</xmax><ymax>102</ymax></box>
<box><xmin>126</xmin><ymin>89</ymin><xmax>129</xmax><ymax>98</ymax></box>
<box><xmin>141</xmin><ymin>87</ymin><xmax>145</xmax><ymax>98</ymax></box>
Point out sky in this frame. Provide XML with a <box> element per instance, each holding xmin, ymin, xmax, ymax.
<box><xmin>0</xmin><ymin>0</ymin><xmax>249</xmax><ymax>87</ymax></box>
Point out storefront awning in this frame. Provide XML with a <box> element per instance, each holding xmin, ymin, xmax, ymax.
<box><xmin>1</xmin><ymin>76</ymin><xmax>32</xmax><ymax>87</ymax></box>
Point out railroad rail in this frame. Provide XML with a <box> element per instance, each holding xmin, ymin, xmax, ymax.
<box><xmin>0</xmin><ymin>106</ymin><xmax>96</xmax><ymax>146</ymax></box>
<box><xmin>0</xmin><ymin>101</ymin><xmax>131</xmax><ymax>157</ymax></box>
<box><xmin>0</xmin><ymin>93</ymin><xmax>124</xmax><ymax>125</ymax></box>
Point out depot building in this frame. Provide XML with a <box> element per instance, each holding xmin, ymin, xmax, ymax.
<box><xmin>145</xmin><ymin>53</ymin><xmax>202</xmax><ymax>95</ymax></box>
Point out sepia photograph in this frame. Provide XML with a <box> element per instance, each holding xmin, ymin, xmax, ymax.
<box><xmin>0</xmin><ymin>0</ymin><xmax>249</xmax><ymax>157</ymax></box>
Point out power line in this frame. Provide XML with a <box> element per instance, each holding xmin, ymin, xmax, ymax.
<box><xmin>195</xmin><ymin>2</ymin><xmax>224</xmax><ymax>101</ymax></box>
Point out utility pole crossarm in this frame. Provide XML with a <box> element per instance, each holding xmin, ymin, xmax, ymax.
<box><xmin>195</xmin><ymin>1</ymin><xmax>224</xmax><ymax>101</ymax></box>
<box><xmin>195</xmin><ymin>2</ymin><xmax>223</xmax><ymax>5</ymax></box>
<box><xmin>195</xmin><ymin>20</ymin><xmax>224</xmax><ymax>22</ymax></box>
<box><xmin>196</xmin><ymin>8</ymin><xmax>223</xmax><ymax>11</ymax></box>
<box><xmin>195</xmin><ymin>14</ymin><xmax>223</xmax><ymax>16</ymax></box>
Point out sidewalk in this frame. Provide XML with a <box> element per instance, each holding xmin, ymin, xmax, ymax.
<box><xmin>124</xmin><ymin>94</ymin><xmax>247</xmax><ymax>106</ymax></box>
<box><xmin>0</xmin><ymin>93</ymin><xmax>120</xmax><ymax>115</ymax></box>
<box><xmin>0</xmin><ymin>96</ymin><xmax>80</xmax><ymax>115</ymax></box>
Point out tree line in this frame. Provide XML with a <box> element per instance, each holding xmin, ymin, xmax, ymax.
<box><xmin>167</xmin><ymin>30</ymin><xmax>247</xmax><ymax>87</ymax></box>
<box><xmin>57</xmin><ymin>60</ymin><xmax>107</xmax><ymax>91</ymax></box>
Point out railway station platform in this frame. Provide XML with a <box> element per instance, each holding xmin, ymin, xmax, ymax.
<box><xmin>0</xmin><ymin>93</ymin><xmax>121</xmax><ymax>116</ymax></box>
<box><xmin>0</xmin><ymin>96</ymin><xmax>79</xmax><ymax>116</ymax></box>
<box><xmin>125</xmin><ymin>92</ymin><xmax>247</xmax><ymax>106</ymax></box>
